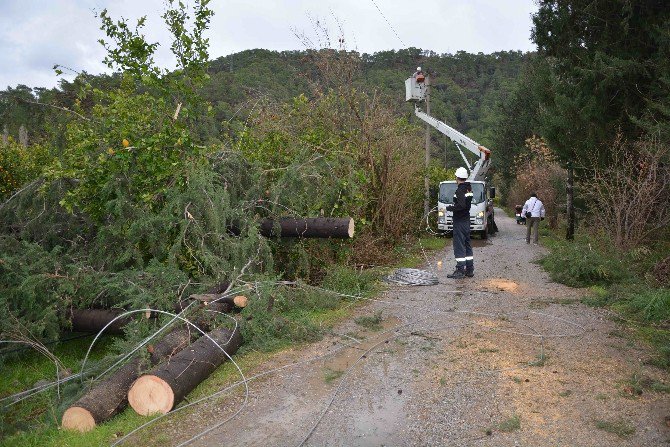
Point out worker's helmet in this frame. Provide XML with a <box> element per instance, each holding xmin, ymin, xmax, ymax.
<box><xmin>455</xmin><ymin>167</ymin><xmax>468</xmax><ymax>179</ymax></box>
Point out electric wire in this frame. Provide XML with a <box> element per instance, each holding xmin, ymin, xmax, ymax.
<box><xmin>369</xmin><ymin>0</ymin><xmax>406</xmax><ymax>47</ymax></box>
<box><xmin>384</xmin><ymin>267</ymin><xmax>439</xmax><ymax>286</ymax></box>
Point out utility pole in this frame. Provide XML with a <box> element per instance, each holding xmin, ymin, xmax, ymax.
<box><xmin>423</xmin><ymin>74</ymin><xmax>431</xmax><ymax>216</ymax></box>
<box><xmin>566</xmin><ymin>159</ymin><xmax>575</xmax><ymax>240</ymax></box>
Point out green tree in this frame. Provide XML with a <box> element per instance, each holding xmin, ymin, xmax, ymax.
<box><xmin>531</xmin><ymin>0</ymin><xmax>670</xmax><ymax>238</ymax></box>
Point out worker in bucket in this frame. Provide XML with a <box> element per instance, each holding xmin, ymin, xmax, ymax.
<box><xmin>522</xmin><ymin>192</ymin><xmax>546</xmax><ymax>245</ymax></box>
<box><xmin>446</xmin><ymin>167</ymin><xmax>474</xmax><ymax>279</ymax></box>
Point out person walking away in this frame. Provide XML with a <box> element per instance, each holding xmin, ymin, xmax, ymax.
<box><xmin>522</xmin><ymin>193</ymin><xmax>545</xmax><ymax>244</ymax></box>
<box><xmin>446</xmin><ymin>167</ymin><xmax>474</xmax><ymax>278</ymax></box>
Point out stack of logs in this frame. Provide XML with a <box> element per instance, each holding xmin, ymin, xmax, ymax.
<box><xmin>61</xmin><ymin>216</ymin><xmax>354</xmax><ymax>432</ymax></box>
<box><xmin>61</xmin><ymin>293</ymin><xmax>246</xmax><ymax>432</ymax></box>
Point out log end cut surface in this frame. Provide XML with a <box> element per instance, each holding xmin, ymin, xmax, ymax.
<box><xmin>128</xmin><ymin>375</ymin><xmax>174</xmax><ymax>415</ymax></box>
<box><xmin>61</xmin><ymin>406</ymin><xmax>96</xmax><ymax>432</ymax></box>
<box><xmin>232</xmin><ymin>295</ymin><xmax>248</xmax><ymax>307</ymax></box>
<box><xmin>347</xmin><ymin>217</ymin><xmax>355</xmax><ymax>238</ymax></box>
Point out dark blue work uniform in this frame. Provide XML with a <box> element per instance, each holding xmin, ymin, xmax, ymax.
<box><xmin>446</xmin><ymin>182</ymin><xmax>474</xmax><ymax>277</ymax></box>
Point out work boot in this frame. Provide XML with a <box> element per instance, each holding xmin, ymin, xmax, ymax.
<box><xmin>465</xmin><ymin>260</ymin><xmax>474</xmax><ymax>277</ymax></box>
<box><xmin>447</xmin><ymin>267</ymin><xmax>466</xmax><ymax>279</ymax></box>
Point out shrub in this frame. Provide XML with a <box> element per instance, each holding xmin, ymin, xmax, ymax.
<box><xmin>540</xmin><ymin>239</ymin><xmax>629</xmax><ymax>287</ymax></box>
<box><xmin>581</xmin><ymin>135</ymin><xmax>670</xmax><ymax>250</ymax></box>
<box><xmin>507</xmin><ymin>136</ymin><xmax>565</xmax><ymax>229</ymax></box>
<box><xmin>0</xmin><ymin>138</ymin><xmax>52</xmax><ymax>199</ymax></box>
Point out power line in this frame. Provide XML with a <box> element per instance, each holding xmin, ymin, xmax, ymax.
<box><xmin>369</xmin><ymin>0</ymin><xmax>407</xmax><ymax>47</ymax></box>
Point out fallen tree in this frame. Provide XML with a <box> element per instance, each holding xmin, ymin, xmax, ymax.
<box><xmin>69</xmin><ymin>309</ymin><xmax>130</xmax><ymax>334</ymax></box>
<box><xmin>61</xmin><ymin>328</ymin><xmax>192</xmax><ymax>432</ymax></box>
<box><xmin>174</xmin><ymin>293</ymin><xmax>248</xmax><ymax>314</ymax></box>
<box><xmin>69</xmin><ymin>308</ymin><xmax>154</xmax><ymax>334</ymax></box>
<box><xmin>229</xmin><ymin>217</ymin><xmax>355</xmax><ymax>239</ymax></box>
<box><xmin>128</xmin><ymin>325</ymin><xmax>242</xmax><ymax>415</ymax></box>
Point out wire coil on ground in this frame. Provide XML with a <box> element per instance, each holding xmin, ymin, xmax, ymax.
<box><xmin>384</xmin><ymin>268</ymin><xmax>439</xmax><ymax>286</ymax></box>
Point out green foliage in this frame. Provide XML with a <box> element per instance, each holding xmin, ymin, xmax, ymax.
<box><xmin>531</xmin><ymin>1</ymin><xmax>670</xmax><ymax>161</ymax></box>
<box><xmin>594</xmin><ymin>419</ymin><xmax>636</xmax><ymax>438</ymax></box>
<box><xmin>498</xmin><ymin>414</ymin><xmax>521</xmax><ymax>432</ymax></box>
<box><xmin>354</xmin><ymin>310</ymin><xmax>383</xmax><ymax>331</ymax></box>
<box><xmin>540</xmin><ymin>238</ymin><xmax>630</xmax><ymax>287</ymax></box>
<box><xmin>0</xmin><ymin>138</ymin><xmax>52</xmax><ymax>198</ymax></box>
<box><xmin>604</xmin><ymin>286</ymin><xmax>670</xmax><ymax>324</ymax></box>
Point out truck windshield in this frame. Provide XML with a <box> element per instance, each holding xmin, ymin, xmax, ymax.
<box><xmin>439</xmin><ymin>183</ymin><xmax>485</xmax><ymax>205</ymax></box>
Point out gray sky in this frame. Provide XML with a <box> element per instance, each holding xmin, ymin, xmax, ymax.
<box><xmin>0</xmin><ymin>0</ymin><xmax>538</xmax><ymax>90</ymax></box>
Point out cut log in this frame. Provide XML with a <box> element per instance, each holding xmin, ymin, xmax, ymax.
<box><xmin>61</xmin><ymin>328</ymin><xmax>192</xmax><ymax>432</ymax></box>
<box><xmin>69</xmin><ymin>308</ymin><xmax>154</xmax><ymax>334</ymax></box>
<box><xmin>260</xmin><ymin>217</ymin><xmax>354</xmax><ymax>238</ymax></box>
<box><xmin>128</xmin><ymin>326</ymin><xmax>242</xmax><ymax>415</ymax></box>
<box><xmin>190</xmin><ymin>293</ymin><xmax>248</xmax><ymax>308</ymax></box>
<box><xmin>175</xmin><ymin>293</ymin><xmax>248</xmax><ymax>314</ymax></box>
<box><xmin>229</xmin><ymin>217</ymin><xmax>354</xmax><ymax>239</ymax></box>
<box><xmin>69</xmin><ymin>309</ymin><xmax>129</xmax><ymax>334</ymax></box>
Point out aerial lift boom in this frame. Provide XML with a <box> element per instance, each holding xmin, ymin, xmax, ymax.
<box><xmin>405</xmin><ymin>68</ymin><xmax>496</xmax><ymax>238</ymax></box>
<box><xmin>405</xmin><ymin>69</ymin><xmax>491</xmax><ymax>181</ymax></box>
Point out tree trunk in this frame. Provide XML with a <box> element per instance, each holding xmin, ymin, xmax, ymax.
<box><xmin>566</xmin><ymin>162</ymin><xmax>575</xmax><ymax>240</ymax></box>
<box><xmin>229</xmin><ymin>217</ymin><xmax>354</xmax><ymax>238</ymax></box>
<box><xmin>69</xmin><ymin>309</ymin><xmax>130</xmax><ymax>334</ymax></box>
<box><xmin>128</xmin><ymin>326</ymin><xmax>242</xmax><ymax>415</ymax></box>
<box><xmin>61</xmin><ymin>328</ymin><xmax>192</xmax><ymax>432</ymax></box>
<box><xmin>174</xmin><ymin>293</ymin><xmax>247</xmax><ymax>314</ymax></box>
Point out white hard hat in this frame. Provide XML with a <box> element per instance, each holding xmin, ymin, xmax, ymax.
<box><xmin>455</xmin><ymin>167</ymin><xmax>468</xmax><ymax>179</ymax></box>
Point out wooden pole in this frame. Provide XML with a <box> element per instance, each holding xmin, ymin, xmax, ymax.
<box><xmin>424</xmin><ymin>75</ymin><xmax>431</xmax><ymax>217</ymax></box>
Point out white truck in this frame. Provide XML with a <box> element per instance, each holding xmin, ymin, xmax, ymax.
<box><xmin>406</xmin><ymin>69</ymin><xmax>496</xmax><ymax>239</ymax></box>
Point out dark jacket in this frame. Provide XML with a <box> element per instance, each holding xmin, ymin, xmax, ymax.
<box><xmin>447</xmin><ymin>182</ymin><xmax>472</xmax><ymax>221</ymax></box>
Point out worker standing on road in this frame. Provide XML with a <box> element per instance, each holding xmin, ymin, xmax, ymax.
<box><xmin>446</xmin><ymin>167</ymin><xmax>474</xmax><ymax>279</ymax></box>
<box><xmin>522</xmin><ymin>193</ymin><xmax>546</xmax><ymax>245</ymax></box>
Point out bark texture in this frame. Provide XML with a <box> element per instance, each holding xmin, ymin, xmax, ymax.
<box><xmin>61</xmin><ymin>328</ymin><xmax>192</xmax><ymax>432</ymax></box>
<box><xmin>128</xmin><ymin>326</ymin><xmax>242</xmax><ymax>415</ymax></box>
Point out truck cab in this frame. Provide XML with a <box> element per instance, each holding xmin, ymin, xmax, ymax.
<box><xmin>437</xmin><ymin>180</ymin><xmax>494</xmax><ymax>239</ymax></box>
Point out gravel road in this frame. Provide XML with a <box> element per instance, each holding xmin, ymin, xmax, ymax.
<box><xmin>155</xmin><ymin>210</ymin><xmax>670</xmax><ymax>447</ymax></box>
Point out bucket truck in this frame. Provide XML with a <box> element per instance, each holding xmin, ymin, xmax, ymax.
<box><xmin>406</xmin><ymin>69</ymin><xmax>496</xmax><ymax>238</ymax></box>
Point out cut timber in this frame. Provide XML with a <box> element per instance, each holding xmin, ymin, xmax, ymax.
<box><xmin>128</xmin><ymin>326</ymin><xmax>242</xmax><ymax>415</ymax></box>
<box><xmin>175</xmin><ymin>293</ymin><xmax>248</xmax><ymax>314</ymax></box>
<box><xmin>69</xmin><ymin>309</ymin><xmax>129</xmax><ymax>334</ymax></box>
<box><xmin>229</xmin><ymin>217</ymin><xmax>355</xmax><ymax>239</ymax></box>
<box><xmin>61</xmin><ymin>328</ymin><xmax>191</xmax><ymax>432</ymax></box>
<box><xmin>259</xmin><ymin>217</ymin><xmax>354</xmax><ymax>238</ymax></box>
<box><xmin>190</xmin><ymin>293</ymin><xmax>248</xmax><ymax>308</ymax></box>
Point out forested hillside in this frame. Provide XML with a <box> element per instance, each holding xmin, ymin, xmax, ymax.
<box><xmin>1</xmin><ymin>48</ymin><xmax>530</xmax><ymax>188</ymax></box>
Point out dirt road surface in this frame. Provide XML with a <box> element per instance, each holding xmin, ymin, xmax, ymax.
<box><xmin>150</xmin><ymin>210</ymin><xmax>670</xmax><ymax>446</ymax></box>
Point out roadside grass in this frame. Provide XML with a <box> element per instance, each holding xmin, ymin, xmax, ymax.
<box><xmin>354</xmin><ymin>310</ymin><xmax>383</xmax><ymax>331</ymax></box>
<box><xmin>323</xmin><ymin>368</ymin><xmax>344</xmax><ymax>384</ymax></box>
<box><xmin>528</xmin><ymin>351</ymin><xmax>548</xmax><ymax>367</ymax></box>
<box><xmin>594</xmin><ymin>419</ymin><xmax>636</xmax><ymax>438</ymax></box>
<box><xmin>538</xmin><ymin>229</ymin><xmax>670</xmax><ymax>369</ymax></box>
<box><xmin>498</xmin><ymin>414</ymin><xmax>521</xmax><ymax>432</ymax></box>
<box><xmin>619</xmin><ymin>372</ymin><xmax>670</xmax><ymax>398</ymax></box>
<box><xmin>0</xmin><ymin>235</ymin><xmax>445</xmax><ymax>446</ymax></box>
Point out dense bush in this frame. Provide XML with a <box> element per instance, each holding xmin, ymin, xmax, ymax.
<box><xmin>540</xmin><ymin>238</ymin><xmax>630</xmax><ymax>287</ymax></box>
